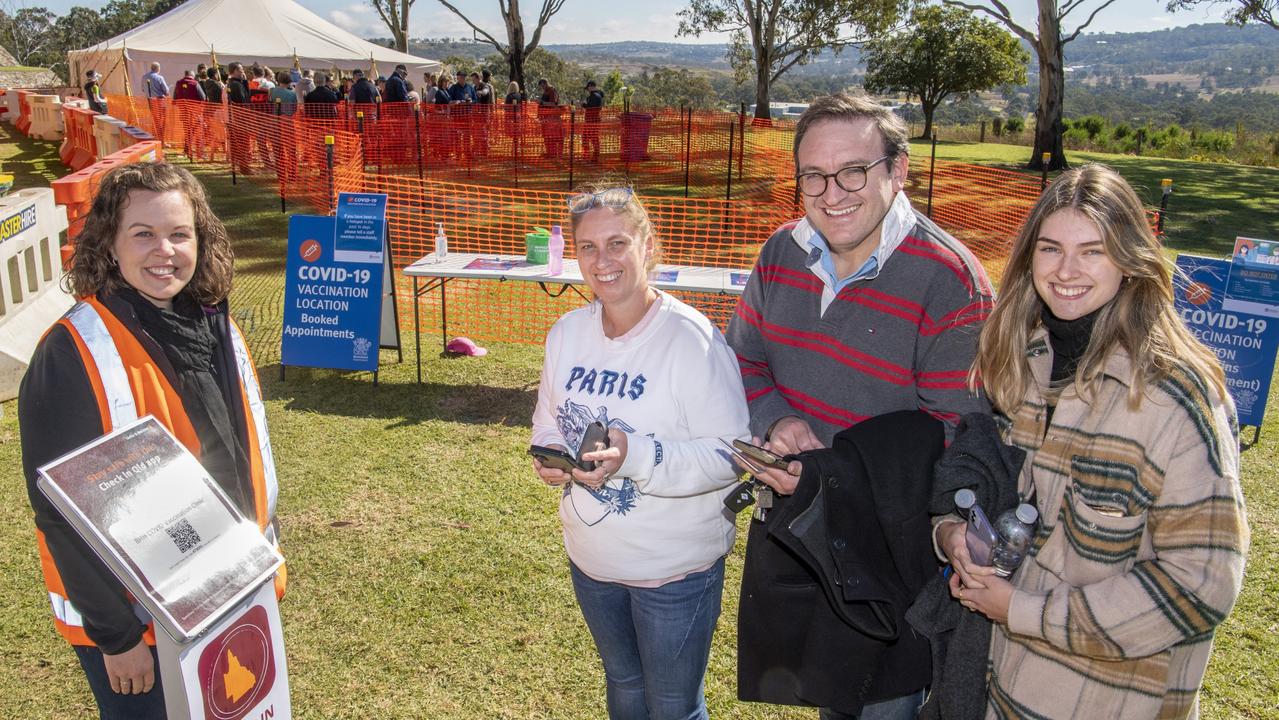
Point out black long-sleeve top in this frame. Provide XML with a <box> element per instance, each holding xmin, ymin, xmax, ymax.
<box><xmin>19</xmin><ymin>290</ymin><xmax>255</xmax><ymax>654</ymax></box>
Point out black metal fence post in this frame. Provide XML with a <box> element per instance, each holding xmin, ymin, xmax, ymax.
<box><xmin>414</xmin><ymin>106</ymin><xmax>424</xmax><ymax>182</ymax></box>
<box><xmin>568</xmin><ymin>106</ymin><xmax>576</xmax><ymax>190</ymax></box>
<box><xmin>683</xmin><ymin>105</ymin><xmax>691</xmax><ymax>198</ymax></box>
<box><xmin>1157</xmin><ymin>178</ymin><xmax>1173</xmax><ymax>236</ymax></box>
<box><xmin>725</xmin><ymin>117</ymin><xmax>735</xmax><ymax>200</ymax></box>
<box><xmin>325</xmin><ymin>134</ymin><xmax>335</xmax><ymax>215</ymax></box>
<box><xmin>276</xmin><ymin>98</ymin><xmax>286</xmax><ymax>213</ymax></box>
<box><xmin>927</xmin><ymin>131</ymin><xmax>938</xmax><ymax>219</ymax></box>
<box><xmin>228</xmin><ymin>102</ymin><xmax>237</xmax><ymax>186</ymax></box>
<box><xmin>1040</xmin><ymin>151</ymin><xmax>1051</xmax><ymax>189</ymax></box>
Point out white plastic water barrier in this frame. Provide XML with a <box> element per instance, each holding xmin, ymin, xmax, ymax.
<box><xmin>29</xmin><ymin>94</ymin><xmax>65</xmax><ymax>141</ymax></box>
<box><xmin>0</xmin><ymin>187</ymin><xmax>73</xmax><ymax>401</ymax></box>
<box><xmin>1</xmin><ymin>89</ymin><xmax>20</xmax><ymax>125</ymax></box>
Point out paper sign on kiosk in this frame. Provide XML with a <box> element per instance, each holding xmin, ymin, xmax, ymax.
<box><xmin>36</xmin><ymin>416</ymin><xmax>282</xmax><ymax>643</ymax></box>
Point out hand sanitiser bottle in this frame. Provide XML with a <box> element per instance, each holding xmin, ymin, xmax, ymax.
<box><xmin>435</xmin><ymin>222</ymin><xmax>449</xmax><ymax>262</ymax></box>
<box><xmin>548</xmin><ymin>224</ymin><xmax>564</xmax><ymax>275</ymax></box>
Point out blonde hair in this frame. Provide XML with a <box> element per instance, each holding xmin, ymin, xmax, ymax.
<box><xmin>972</xmin><ymin>163</ymin><xmax>1226</xmax><ymax>413</ymax></box>
<box><xmin>567</xmin><ymin>178</ymin><xmax>661</xmax><ymax>272</ymax></box>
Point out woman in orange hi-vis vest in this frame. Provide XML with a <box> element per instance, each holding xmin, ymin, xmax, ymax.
<box><xmin>19</xmin><ymin>162</ymin><xmax>284</xmax><ymax>719</ymax></box>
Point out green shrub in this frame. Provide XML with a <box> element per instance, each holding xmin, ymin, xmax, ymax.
<box><xmin>1064</xmin><ymin>126</ymin><xmax>1092</xmax><ymax>147</ymax></box>
<box><xmin>1005</xmin><ymin>116</ymin><xmax>1025</xmax><ymax>133</ymax></box>
<box><xmin>1075</xmin><ymin>115</ymin><xmax>1106</xmax><ymax>140</ymax></box>
<box><xmin>1194</xmin><ymin>130</ymin><xmax>1235</xmax><ymax>154</ymax></box>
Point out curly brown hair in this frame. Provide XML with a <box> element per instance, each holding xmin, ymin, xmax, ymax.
<box><xmin>66</xmin><ymin>162</ymin><xmax>234</xmax><ymax>304</ymax></box>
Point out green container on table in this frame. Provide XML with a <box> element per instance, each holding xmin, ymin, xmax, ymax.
<box><xmin>526</xmin><ymin>227</ymin><xmax>551</xmax><ymax>264</ymax></box>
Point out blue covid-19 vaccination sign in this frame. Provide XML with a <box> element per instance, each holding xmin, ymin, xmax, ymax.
<box><xmin>282</xmin><ymin>200</ymin><xmax>387</xmax><ymax>372</ymax></box>
<box><xmin>1176</xmin><ymin>254</ymin><xmax>1279</xmax><ymax>428</ymax></box>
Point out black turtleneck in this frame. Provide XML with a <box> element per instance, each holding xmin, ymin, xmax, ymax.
<box><xmin>1040</xmin><ymin>305</ymin><xmax>1102</xmax><ymax>428</ymax></box>
<box><xmin>119</xmin><ymin>288</ymin><xmax>251</xmax><ymax>516</ymax></box>
<box><xmin>1041</xmin><ymin>304</ymin><xmax>1100</xmax><ymax>384</ymax></box>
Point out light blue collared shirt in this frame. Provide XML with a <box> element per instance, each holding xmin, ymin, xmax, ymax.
<box><xmin>791</xmin><ymin>191</ymin><xmax>917</xmax><ymax>315</ymax></box>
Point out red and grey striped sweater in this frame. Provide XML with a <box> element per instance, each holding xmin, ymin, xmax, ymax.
<box><xmin>727</xmin><ymin>205</ymin><xmax>994</xmax><ymax>444</ymax></box>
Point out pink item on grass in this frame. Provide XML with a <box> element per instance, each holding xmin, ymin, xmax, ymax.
<box><xmin>446</xmin><ymin>337</ymin><xmax>488</xmax><ymax>357</ymax></box>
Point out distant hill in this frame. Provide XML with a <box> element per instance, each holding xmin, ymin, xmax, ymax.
<box><xmin>404</xmin><ymin>23</ymin><xmax>1274</xmax><ymax>88</ymax></box>
<box><xmin>546</xmin><ymin>41</ymin><xmax>730</xmax><ymax>69</ymax></box>
<box><xmin>1064</xmin><ymin>23</ymin><xmax>1278</xmax><ymax>80</ymax></box>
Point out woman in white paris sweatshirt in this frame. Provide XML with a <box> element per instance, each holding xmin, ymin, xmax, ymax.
<box><xmin>531</xmin><ymin>182</ymin><xmax>749</xmax><ymax>720</ymax></box>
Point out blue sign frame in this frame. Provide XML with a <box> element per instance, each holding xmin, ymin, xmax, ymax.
<box><xmin>282</xmin><ymin>215</ymin><xmax>387</xmax><ymax>372</ymax></box>
<box><xmin>1176</xmin><ymin>254</ymin><xmax>1279</xmax><ymax>429</ymax></box>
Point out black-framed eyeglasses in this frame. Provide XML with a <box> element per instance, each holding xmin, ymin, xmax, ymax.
<box><xmin>567</xmin><ymin>187</ymin><xmax>634</xmax><ymax>214</ymax></box>
<box><xmin>795</xmin><ymin>155</ymin><xmax>892</xmax><ymax>197</ymax></box>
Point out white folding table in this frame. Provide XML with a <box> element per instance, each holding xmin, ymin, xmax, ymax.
<box><xmin>401</xmin><ymin>252</ymin><xmax>750</xmax><ymax>383</ymax></box>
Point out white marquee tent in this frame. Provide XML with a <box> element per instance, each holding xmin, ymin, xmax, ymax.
<box><xmin>67</xmin><ymin>0</ymin><xmax>440</xmax><ymax>96</ymax></box>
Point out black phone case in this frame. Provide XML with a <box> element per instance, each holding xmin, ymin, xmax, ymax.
<box><xmin>529</xmin><ymin>446</ymin><xmax>581</xmax><ymax>473</ymax></box>
<box><xmin>576</xmin><ymin>421</ymin><xmax>610</xmax><ymax>472</ymax></box>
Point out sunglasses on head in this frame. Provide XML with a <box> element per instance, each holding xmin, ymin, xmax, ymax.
<box><xmin>566</xmin><ymin>187</ymin><xmax>634</xmax><ymax>214</ymax></box>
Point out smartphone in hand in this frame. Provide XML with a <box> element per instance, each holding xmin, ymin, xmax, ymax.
<box><xmin>529</xmin><ymin>445</ymin><xmax>585</xmax><ymax>473</ymax></box>
<box><xmin>731</xmin><ymin>439</ymin><xmax>793</xmax><ymax>471</ymax></box>
<box><xmin>530</xmin><ymin>422</ymin><xmax>612</xmax><ymax>474</ymax></box>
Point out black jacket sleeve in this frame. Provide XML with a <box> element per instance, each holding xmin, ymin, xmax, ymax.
<box><xmin>19</xmin><ymin>325</ymin><xmax>148</xmax><ymax>655</ymax></box>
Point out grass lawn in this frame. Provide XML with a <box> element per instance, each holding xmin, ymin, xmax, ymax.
<box><xmin>908</xmin><ymin>139</ymin><xmax>1279</xmax><ymax>259</ymax></box>
<box><xmin>1</xmin><ymin>124</ymin><xmax>1277</xmax><ymax>718</ymax></box>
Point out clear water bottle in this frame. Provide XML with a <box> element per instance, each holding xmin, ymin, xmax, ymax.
<box><xmin>435</xmin><ymin>222</ymin><xmax>449</xmax><ymax>262</ymax></box>
<box><xmin>991</xmin><ymin>503</ymin><xmax>1039</xmax><ymax>578</ymax></box>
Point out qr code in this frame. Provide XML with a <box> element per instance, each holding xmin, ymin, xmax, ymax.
<box><xmin>165</xmin><ymin>518</ymin><xmax>202</xmax><ymax>554</ymax></box>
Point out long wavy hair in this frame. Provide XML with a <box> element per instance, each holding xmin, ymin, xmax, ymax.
<box><xmin>65</xmin><ymin>162</ymin><xmax>234</xmax><ymax>304</ymax></box>
<box><xmin>972</xmin><ymin>163</ymin><xmax>1226</xmax><ymax>413</ymax></box>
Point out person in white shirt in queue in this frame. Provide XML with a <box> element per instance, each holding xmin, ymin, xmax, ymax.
<box><xmin>530</xmin><ymin>181</ymin><xmax>750</xmax><ymax>720</ymax></box>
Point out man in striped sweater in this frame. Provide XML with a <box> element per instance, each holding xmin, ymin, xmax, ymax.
<box><xmin>727</xmin><ymin>94</ymin><xmax>994</xmax><ymax>719</ymax></box>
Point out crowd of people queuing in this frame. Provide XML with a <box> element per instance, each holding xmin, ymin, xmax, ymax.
<box><xmin>31</xmin><ymin>84</ymin><xmax>1251</xmax><ymax>719</ymax></box>
<box><xmin>81</xmin><ymin>60</ymin><xmax>607</xmax><ymax>164</ymax></box>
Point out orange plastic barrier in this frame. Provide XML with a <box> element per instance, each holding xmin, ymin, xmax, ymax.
<box><xmin>52</xmin><ymin>140</ymin><xmax>164</xmax><ymax>246</ymax></box>
<box><xmin>60</xmin><ymin>105</ymin><xmax>100</xmax><ymax>170</ymax></box>
<box><xmin>15</xmin><ymin>90</ymin><xmax>34</xmax><ymax>135</ymax></box>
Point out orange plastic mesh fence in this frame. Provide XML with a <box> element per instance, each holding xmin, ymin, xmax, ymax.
<box><xmin>366</xmin><ymin>173</ymin><xmax>793</xmax><ymax>344</ymax></box>
<box><xmin>95</xmin><ymin>95</ymin><xmax>1173</xmax><ymax>347</ymax></box>
<box><xmin>904</xmin><ymin>156</ymin><xmax>1043</xmax><ymax>284</ymax></box>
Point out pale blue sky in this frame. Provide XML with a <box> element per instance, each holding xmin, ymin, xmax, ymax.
<box><xmin>32</xmin><ymin>0</ymin><xmax>1232</xmax><ymax>45</ymax></box>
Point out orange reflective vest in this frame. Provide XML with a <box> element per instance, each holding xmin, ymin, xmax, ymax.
<box><xmin>36</xmin><ymin>296</ymin><xmax>286</xmax><ymax>646</ymax></box>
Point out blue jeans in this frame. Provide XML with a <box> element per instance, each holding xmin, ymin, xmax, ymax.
<box><xmin>819</xmin><ymin>690</ymin><xmax>925</xmax><ymax>720</ymax></box>
<box><xmin>74</xmin><ymin>644</ymin><xmax>167</xmax><ymax>720</ymax></box>
<box><xmin>570</xmin><ymin>557</ymin><xmax>726</xmax><ymax>720</ymax></box>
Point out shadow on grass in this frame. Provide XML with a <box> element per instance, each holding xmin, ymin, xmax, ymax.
<box><xmin>0</xmin><ymin>124</ymin><xmax>64</xmax><ymax>188</ymax></box>
<box><xmin>267</xmin><ymin>363</ymin><xmax>536</xmax><ymax>429</ymax></box>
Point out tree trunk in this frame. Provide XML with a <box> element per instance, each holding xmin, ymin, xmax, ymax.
<box><xmin>396</xmin><ymin>0</ymin><xmax>409</xmax><ymax>52</ymax></box>
<box><xmin>753</xmin><ymin>71</ymin><xmax>771</xmax><ymax>120</ymax></box>
<box><xmin>1029</xmin><ymin>3</ymin><xmax>1068</xmax><ymax>171</ymax></box>
<box><xmin>507</xmin><ymin>5</ymin><xmax>527</xmax><ymax>92</ymax></box>
<box><xmin>509</xmin><ymin>52</ymin><xmax>526</xmax><ymax>93</ymax></box>
<box><xmin>920</xmin><ymin>101</ymin><xmax>936</xmax><ymax>141</ymax></box>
